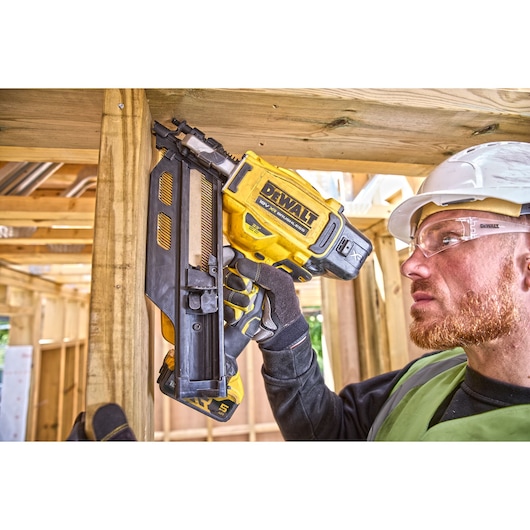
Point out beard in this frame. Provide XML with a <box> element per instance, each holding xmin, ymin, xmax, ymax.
<box><xmin>409</xmin><ymin>260</ymin><xmax>520</xmax><ymax>350</ymax></box>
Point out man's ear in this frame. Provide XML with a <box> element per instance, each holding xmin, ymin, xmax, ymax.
<box><xmin>520</xmin><ymin>231</ymin><xmax>530</xmax><ymax>289</ymax></box>
<box><xmin>524</xmin><ymin>255</ymin><xmax>530</xmax><ymax>290</ymax></box>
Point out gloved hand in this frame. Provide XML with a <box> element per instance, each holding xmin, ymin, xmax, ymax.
<box><xmin>223</xmin><ymin>248</ymin><xmax>264</xmax><ymax>340</ymax></box>
<box><xmin>223</xmin><ymin>247</ymin><xmax>308</xmax><ymax>349</ymax></box>
<box><xmin>66</xmin><ymin>403</ymin><xmax>137</xmax><ymax>441</ymax></box>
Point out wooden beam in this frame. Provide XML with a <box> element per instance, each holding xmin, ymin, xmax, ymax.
<box><xmin>3</xmin><ymin>88</ymin><xmax>530</xmax><ymax>173</ymax></box>
<box><xmin>42</xmin><ymin>274</ymin><xmax>90</xmax><ymax>283</ymax></box>
<box><xmin>194</xmin><ymin>88</ymin><xmax>530</xmax><ymax>116</ymax></box>
<box><xmin>0</xmin><ymin>89</ymin><xmax>103</xmax><ymax>151</ymax></box>
<box><xmin>86</xmin><ymin>89</ymin><xmax>153</xmax><ymax>440</ymax></box>
<box><xmin>353</xmin><ymin>254</ymin><xmax>391</xmax><ymax>380</ymax></box>
<box><xmin>0</xmin><ymin>246</ymin><xmax>92</xmax><ymax>265</ymax></box>
<box><xmin>8</xmin><ymin>263</ymin><xmax>91</xmax><ymax>276</ymax></box>
<box><xmin>146</xmin><ymin>88</ymin><xmax>530</xmax><ymax>167</ymax></box>
<box><xmin>321</xmin><ymin>277</ymin><xmax>361</xmax><ymax>389</ymax></box>
<box><xmin>0</xmin><ymin>303</ymin><xmax>35</xmax><ymax>316</ymax></box>
<box><xmin>0</xmin><ymin>227</ymin><xmax>94</xmax><ymax>245</ymax></box>
<box><xmin>0</xmin><ymin>197</ymin><xmax>95</xmax><ymax>227</ymax></box>
<box><xmin>0</xmin><ymin>263</ymin><xmax>69</xmax><ymax>295</ymax></box>
<box><xmin>0</xmin><ymin>146</ymin><xmax>99</xmax><ymax>165</ymax></box>
<box><xmin>373</xmin><ymin>233</ymin><xmax>410</xmax><ymax>371</ymax></box>
<box><xmin>244</xmin><ymin>156</ymin><xmax>435</xmax><ymax>177</ymax></box>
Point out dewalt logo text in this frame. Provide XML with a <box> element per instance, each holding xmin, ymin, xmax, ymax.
<box><xmin>258</xmin><ymin>181</ymin><xmax>318</xmax><ymax>232</ymax></box>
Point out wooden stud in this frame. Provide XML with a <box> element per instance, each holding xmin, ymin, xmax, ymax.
<box><xmin>321</xmin><ymin>277</ymin><xmax>361</xmax><ymax>388</ymax></box>
<box><xmin>353</xmin><ymin>253</ymin><xmax>392</xmax><ymax>380</ymax></box>
<box><xmin>86</xmin><ymin>89</ymin><xmax>153</xmax><ymax>440</ymax></box>
<box><xmin>373</xmin><ymin>234</ymin><xmax>410</xmax><ymax>370</ymax></box>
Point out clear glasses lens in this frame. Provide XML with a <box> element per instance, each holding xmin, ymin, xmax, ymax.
<box><xmin>410</xmin><ymin>217</ymin><xmax>530</xmax><ymax>258</ymax></box>
<box><xmin>416</xmin><ymin>218</ymin><xmax>470</xmax><ymax>257</ymax></box>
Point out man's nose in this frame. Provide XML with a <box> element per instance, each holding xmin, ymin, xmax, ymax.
<box><xmin>400</xmin><ymin>245</ymin><xmax>431</xmax><ymax>279</ymax></box>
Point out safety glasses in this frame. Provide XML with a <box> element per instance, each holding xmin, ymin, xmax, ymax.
<box><xmin>410</xmin><ymin>216</ymin><xmax>530</xmax><ymax>258</ymax></box>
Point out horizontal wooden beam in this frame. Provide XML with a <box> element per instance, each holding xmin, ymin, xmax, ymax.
<box><xmin>3</xmin><ymin>89</ymin><xmax>530</xmax><ymax>172</ymax></box>
<box><xmin>42</xmin><ymin>275</ymin><xmax>92</xmax><ymax>285</ymax></box>
<box><xmin>0</xmin><ymin>197</ymin><xmax>95</xmax><ymax>227</ymax></box>
<box><xmin>0</xmin><ymin>227</ymin><xmax>94</xmax><ymax>245</ymax></box>
<box><xmin>264</xmin><ymin>156</ymin><xmax>434</xmax><ymax>176</ymax></box>
<box><xmin>11</xmin><ymin>263</ymin><xmax>92</xmax><ymax>275</ymax></box>
<box><xmin>146</xmin><ymin>88</ymin><xmax>530</xmax><ymax>167</ymax></box>
<box><xmin>0</xmin><ymin>88</ymin><xmax>104</xmax><ymax>152</ymax></box>
<box><xmin>0</xmin><ymin>245</ymin><xmax>92</xmax><ymax>265</ymax></box>
<box><xmin>0</xmin><ymin>263</ymin><xmax>87</xmax><ymax>297</ymax></box>
<box><xmin>6</xmin><ymin>263</ymin><xmax>92</xmax><ymax>289</ymax></box>
<box><xmin>0</xmin><ymin>303</ymin><xmax>35</xmax><ymax>316</ymax></box>
<box><xmin>201</xmin><ymin>88</ymin><xmax>530</xmax><ymax>115</ymax></box>
<box><xmin>0</xmin><ymin>146</ymin><xmax>99</xmax><ymax>165</ymax></box>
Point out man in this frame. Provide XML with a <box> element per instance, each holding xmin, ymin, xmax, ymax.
<box><xmin>223</xmin><ymin>141</ymin><xmax>530</xmax><ymax>441</ymax></box>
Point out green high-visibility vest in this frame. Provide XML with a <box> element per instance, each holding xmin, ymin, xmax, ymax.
<box><xmin>368</xmin><ymin>348</ymin><xmax>530</xmax><ymax>441</ymax></box>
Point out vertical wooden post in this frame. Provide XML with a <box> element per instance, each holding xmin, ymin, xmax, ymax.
<box><xmin>321</xmin><ymin>277</ymin><xmax>361</xmax><ymax>389</ymax></box>
<box><xmin>353</xmin><ymin>252</ymin><xmax>391</xmax><ymax>380</ymax></box>
<box><xmin>373</xmin><ymin>233</ymin><xmax>409</xmax><ymax>370</ymax></box>
<box><xmin>86</xmin><ymin>89</ymin><xmax>153</xmax><ymax>440</ymax></box>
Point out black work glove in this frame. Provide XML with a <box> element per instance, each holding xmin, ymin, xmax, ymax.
<box><xmin>223</xmin><ymin>247</ymin><xmax>308</xmax><ymax>350</ymax></box>
<box><xmin>223</xmin><ymin>249</ymin><xmax>264</xmax><ymax>340</ymax></box>
<box><xmin>66</xmin><ymin>403</ymin><xmax>137</xmax><ymax>441</ymax></box>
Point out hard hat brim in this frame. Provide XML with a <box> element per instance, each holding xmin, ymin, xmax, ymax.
<box><xmin>388</xmin><ymin>189</ymin><xmax>530</xmax><ymax>243</ymax></box>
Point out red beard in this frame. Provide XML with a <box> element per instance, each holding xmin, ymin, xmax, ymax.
<box><xmin>409</xmin><ymin>261</ymin><xmax>520</xmax><ymax>350</ymax></box>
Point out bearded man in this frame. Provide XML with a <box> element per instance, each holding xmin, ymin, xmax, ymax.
<box><xmin>223</xmin><ymin>141</ymin><xmax>530</xmax><ymax>440</ymax></box>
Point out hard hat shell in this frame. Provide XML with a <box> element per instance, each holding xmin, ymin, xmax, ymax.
<box><xmin>388</xmin><ymin>141</ymin><xmax>530</xmax><ymax>243</ymax></box>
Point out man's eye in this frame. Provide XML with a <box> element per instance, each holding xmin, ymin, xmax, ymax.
<box><xmin>440</xmin><ymin>233</ymin><xmax>462</xmax><ymax>246</ymax></box>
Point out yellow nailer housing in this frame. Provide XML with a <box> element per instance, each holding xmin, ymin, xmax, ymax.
<box><xmin>223</xmin><ymin>151</ymin><xmax>372</xmax><ymax>282</ymax></box>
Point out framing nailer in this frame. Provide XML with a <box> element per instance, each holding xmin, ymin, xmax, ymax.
<box><xmin>145</xmin><ymin>119</ymin><xmax>372</xmax><ymax>421</ymax></box>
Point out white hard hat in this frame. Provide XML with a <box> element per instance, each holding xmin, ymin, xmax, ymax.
<box><xmin>388</xmin><ymin>141</ymin><xmax>530</xmax><ymax>243</ymax></box>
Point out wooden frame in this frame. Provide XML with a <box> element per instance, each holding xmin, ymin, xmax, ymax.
<box><xmin>0</xmin><ymin>266</ymin><xmax>89</xmax><ymax>440</ymax></box>
<box><xmin>2</xmin><ymin>88</ymin><xmax>530</xmax><ymax>440</ymax></box>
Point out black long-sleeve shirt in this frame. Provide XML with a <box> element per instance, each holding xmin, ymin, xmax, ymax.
<box><xmin>259</xmin><ymin>329</ymin><xmax>530</xmax><ymax>441</ymax></box>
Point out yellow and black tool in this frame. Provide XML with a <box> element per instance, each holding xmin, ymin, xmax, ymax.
<box><xmin>145</xmin><ymin>119</ymin><xmax>372</xmax><ymax>422</ymax></box>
